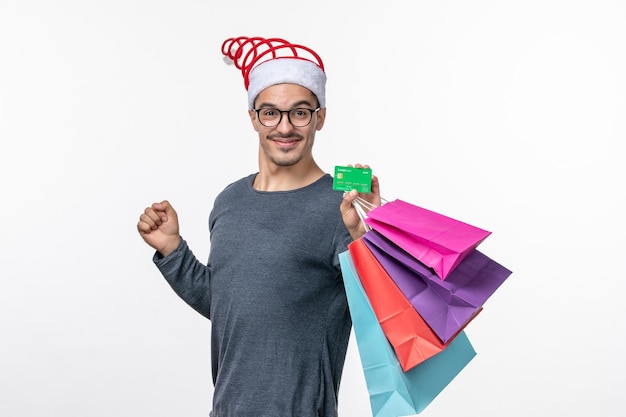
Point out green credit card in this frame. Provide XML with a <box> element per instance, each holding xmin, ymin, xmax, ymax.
<box><xmin>332</xmin><ymin>165</ymin><xmax>372</xmax><ymax>193</ymax></box>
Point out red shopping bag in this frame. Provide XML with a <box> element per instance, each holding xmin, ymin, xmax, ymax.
<box><xmin>348</xmin><ymin>238</ymin><xmax>460</xmax><ymax>372</ymax></box>
<box><xmin>364</xmin><ymin>199</ymin><xmax>492</xmax><ymax>280</ymax></box>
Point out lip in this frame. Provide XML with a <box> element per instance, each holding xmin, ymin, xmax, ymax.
<box><xmin>271</xmin><ymin>138</ymin><xmax>301</xmax><ymax>147</ymax></box>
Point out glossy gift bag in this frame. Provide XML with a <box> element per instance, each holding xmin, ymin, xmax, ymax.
<box><xmin>364</xmin><ymin>199</ymin><xmax>492</xmax><ymax>280</ymax></box>
<box><xmin>339</xmin><ymin>250</ymin><xmax>476</xmax><ymax>417</ymax></box>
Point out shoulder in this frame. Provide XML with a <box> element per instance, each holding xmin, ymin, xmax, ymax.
<box><xmin>215</xmin><ymin>174</ymin><xmax>255</xmax><ymax>202</ymax></box>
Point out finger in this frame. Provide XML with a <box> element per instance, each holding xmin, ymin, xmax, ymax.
<box><xmin>137</xmin><ymin>219</ymin><xmax>154</xmax><ymax>234</ymax></box>
<box><xmin>370</xmin><ymin>174</ymin><xmax>380</xmax><ymax>194</ymax></box>
<box><xmin>139</xmin><ymin>212</ymin><xmax>159</xmax><ymax>230</ymax></box>
<box><xmin>345</xmin><ymin>189</ymin><xmax>358</xmax><ymax>203</ymax></box>
<box><xmin>362</xmin><ymin>175</ymin><xmax>381</xmax><ymax>207</ymax></box>
<box><xmin>143</xmin><ymin>207</ymin><xmax>164</xmax><ymax>226</ymax></box>
<box><xmin>153</xmin><ymin>200</ymin><xmax>176</xmax><ymax>221</ymax></box>
<box><xmin>340</xmin><ymin>189</ymin><xmax>358</xmax><ymax>214</ymax></box>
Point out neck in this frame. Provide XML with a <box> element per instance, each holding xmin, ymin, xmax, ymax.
<box><xmin>253</xmin><ymin>159</ymin><xmax>325</xmax><ymax>192</ymax></box>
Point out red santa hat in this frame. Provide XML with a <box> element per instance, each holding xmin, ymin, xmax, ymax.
<box><xmin>222</xmin><ymin>36</ymin><xmax>326</xmax><ymax>110</ymax></box>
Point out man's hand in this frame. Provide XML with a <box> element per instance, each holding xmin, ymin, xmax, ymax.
<box><xmin>137</xmin><ymin>200</ymin><xmax>182</xmax><ymax>257</ymax></box>
<box><xmin>339</xmin><ymin>164</ymin><xmax>381</xmax><ymax>240</ymax></box>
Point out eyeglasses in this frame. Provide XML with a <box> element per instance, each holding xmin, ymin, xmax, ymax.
<box><xmin>254</xmin><ymin>107</ymin><xmax>320</xmax><ymax>127</ymax></box>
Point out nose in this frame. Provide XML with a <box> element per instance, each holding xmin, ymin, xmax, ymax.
<box><xmin>276</xmin><ymin>111</ymin><xmax>295</xmax><ymax>132</ymax></box>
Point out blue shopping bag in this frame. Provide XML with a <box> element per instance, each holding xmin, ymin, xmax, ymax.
<box><xmin>339</xmin><ymin>250</ymin><xmax>477</xmax><ymax>417</ymax></box>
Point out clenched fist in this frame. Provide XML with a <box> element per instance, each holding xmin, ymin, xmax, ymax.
<box><xmin>137</xmin><ymin>200</ymin><xmax>182</xmax><ymax>257</ymax></box>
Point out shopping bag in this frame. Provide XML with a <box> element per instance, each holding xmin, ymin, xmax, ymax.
<box><xmin>339</xmin><ymin>250</ymin><xmax>477</xmax><ymax>417</ymax></box>
<box><xmin>363</xmin><ymin>230</ymin><xmax>512</xmax><ymax>343</ymax></box>
<box><xmin>348</xmin><ymin>238</ymin><xmax>451</xmax><ymax>372</ymax></box>
<box><xmin>364</xmin><ymin>199</ymin><xmax>492</xmax><ymax>280</ymax></box>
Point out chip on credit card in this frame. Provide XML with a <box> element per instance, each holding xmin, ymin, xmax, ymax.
<box><xmin>332</xmin><ymin>165</ymin><xmax>372</xmax><ymax>193</ymax></box>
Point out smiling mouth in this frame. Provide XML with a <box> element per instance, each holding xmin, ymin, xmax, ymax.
<box><xmin>270</xmin><ymin>137</ymin><xmax>301</xmax><ymax>146</ymax></box>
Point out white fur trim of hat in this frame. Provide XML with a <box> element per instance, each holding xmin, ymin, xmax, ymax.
<box><xmin>247</xmin><ymin>58</ymin><xmax>326</xmax><ymax>110</ymax></box>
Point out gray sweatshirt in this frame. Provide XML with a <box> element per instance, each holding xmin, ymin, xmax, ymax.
<box><xmin>154</xmin><ymin>173</ymin><xmax>353</xmax><ymax>417</ymax></box>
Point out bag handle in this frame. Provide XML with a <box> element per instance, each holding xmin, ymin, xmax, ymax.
<box><xmin>351</xmin><ymin>195</ymin><xmax>388</xmax><ymax>232</ymax></box>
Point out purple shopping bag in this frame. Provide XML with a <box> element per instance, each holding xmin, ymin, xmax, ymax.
<box><xmin>363</xmin><ymin>230</ymin><xmax>512</xmax><ymax>343</ymax></box>
<box><xmin>365</xmin><ymin>199</ymin><xmax>492</xmax><ymax>280</ymax></box>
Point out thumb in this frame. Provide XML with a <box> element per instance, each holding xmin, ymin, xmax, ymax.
<box><xmin>340</xmin><ymin>190</ymin><xmax>358</xmax><ymax>214</ymax></box>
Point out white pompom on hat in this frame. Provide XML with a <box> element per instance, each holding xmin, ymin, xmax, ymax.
<box><xmin>222</xmin><ymin>37</ymin><xmax>326</xmax><ymax>110</ymax></box>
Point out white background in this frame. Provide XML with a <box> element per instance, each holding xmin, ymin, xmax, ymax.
<box><xmin>1</xmin><ymin>1</ymin><xmax>625</xmax><ymax>416</ymax></box>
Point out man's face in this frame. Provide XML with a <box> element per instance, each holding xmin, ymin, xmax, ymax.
<box><xmin>249</xmin><ymin>83</ymin><xmax>326</xmax><ymax>168</ymax></box>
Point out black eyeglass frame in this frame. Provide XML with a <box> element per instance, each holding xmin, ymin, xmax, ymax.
<box><xmin>253</xmin><ymin>107</ymin><xmax>321</xmax><ymax>128</ymax></box>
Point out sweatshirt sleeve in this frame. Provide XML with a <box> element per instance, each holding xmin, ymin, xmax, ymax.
<box><xmin>153</xmin><ymin>239</ymin><xmax>212</xmax><ymax>319</ymax></box>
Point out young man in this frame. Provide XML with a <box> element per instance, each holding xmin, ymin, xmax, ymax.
<box><xmin>137</xmin><ymin>36</ymin><xmax>380</xmax><ymax>417</ymax></box>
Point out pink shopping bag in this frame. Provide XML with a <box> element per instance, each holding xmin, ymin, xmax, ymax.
<box><xmin>365</xmin><ymin>199</ymin><xmax>492</xmax><ymax>280</ymax></box>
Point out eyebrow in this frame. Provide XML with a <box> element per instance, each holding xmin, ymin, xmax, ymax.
<box><xmin>255</xmin><ymin>99</ymin><xmax>316</xmax><ymax>109</ymax></box>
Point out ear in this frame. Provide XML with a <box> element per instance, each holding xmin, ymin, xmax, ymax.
<box><xmin>315</xmin><ymin>107</ymin><xmax>327</xmax><ymax>131</ymax></box>
<box><xmin>248</xmin><ymin>109</ymin><xmax>259</xmax><ymax>132</ymax></box>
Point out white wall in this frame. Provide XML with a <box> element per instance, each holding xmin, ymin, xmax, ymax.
<box><xmin>1</xmin><ymin>1</ymin><xmax>624</xmax><ymax>416</ymax></box>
